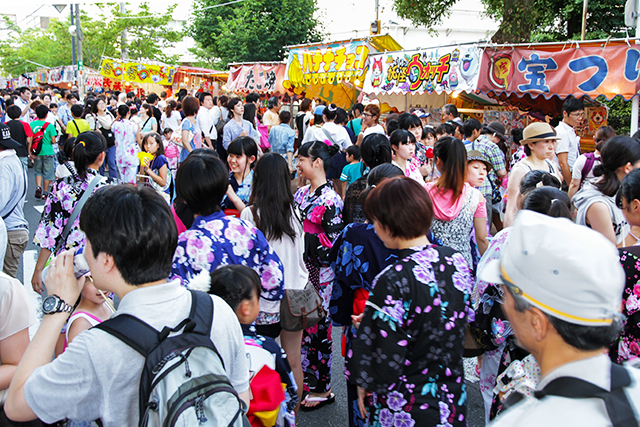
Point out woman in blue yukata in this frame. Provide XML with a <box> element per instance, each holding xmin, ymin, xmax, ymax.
<box><xmin>170</xmin><ymin>149</ymin><xmax>285</xmax><ymax>327</ymax></box>
<box><xmin>348</xmin><ymin>176</ymin><xmax>473</xmax><ymax>427</ymax></box>
<box><xmin>294</xmin><ymin>141</ymin><xmax>344</xmax><ymax>411</ymax></box>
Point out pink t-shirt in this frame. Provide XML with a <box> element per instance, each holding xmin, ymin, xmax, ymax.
<box><xmin>426</xmin><ymin>182</ymin><xmax>486</xmax><ymax>221</ymax></box>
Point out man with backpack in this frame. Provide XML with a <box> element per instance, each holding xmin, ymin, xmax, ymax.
<box><xmin>30</xmin><ymin>105</ymin><xmax>58</xmax><ymax>200</ymax></box>
<box><xmin>6</xmin><ymin>105</ymin><xmax>33</xmax><ymax>170</ymax></box>
<box><xmin>5</xmin><ymin>185</ymin><xmax>250</xmax><ymax>426</ymax></box>
<box><xmin>479</xmin><ymin>211</ymin><xmax>640</xmax><ymax>427</ymax></box>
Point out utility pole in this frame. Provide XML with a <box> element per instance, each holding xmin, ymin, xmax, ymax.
<box><xmin>75</xmin><ymin>4</ymin><xmax>85</xmax><ymax>96</ymax></box>
<box><xmin>70</xmin><ymin>7</ymin><xmax>76</xmax><ymax>74</ymax></box>
<box><xmin>120</xmin><ymin>2</ymin><xmax>128</xmax><ymax>60</ymax></box>
<box><xmin>581</xmin><ymin>0</ymin><xmax>588</xmax><ymax>40</ymax></box>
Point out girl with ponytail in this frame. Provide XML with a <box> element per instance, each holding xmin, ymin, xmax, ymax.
<box><xmin>426</xmin><ymin>137</ymin><xmax>488</xmax><ymax>267</ymax></box>
<box><xmin>574</xmin><ymin>135</ymin><xmax>640</xmax><ymax>246</ymax></box>
<box><xmin>343</xmin><ymin>133</ymin><xmax>392</xmax><ymax>224</ymax></box>
<box><xmin>32</xmin><ymin>131</ymin><xmax>114</xmax><ymax>294</ymax></box>
<box><xmin>294</xmin><ymin>140</ymin><xmax>344</xmax><ymax>410</ymax></box>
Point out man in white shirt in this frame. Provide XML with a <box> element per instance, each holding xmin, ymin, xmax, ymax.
<box><xmin>555</xmin><ymin>97</ymin><xmax>584</xmax><ymax>185</ymax></box>
<box><xmin>356</xmin><ymin>104</ymin><xmax>385</xmax><ymax>145</ymax></box>
<box><xmin>442</xmin><ymin>103</ymin><xmax>463</xmax><ymax>124</ymax></box>
<box><xmin>13</xmin><ymin>87</ymin><xmax>33</xmax><ymax>124</ymax></box>
<box><xmin>197</xmin><ymin>92</ymin><xmax>217</xmax><ymax>149</ymax></box>
<box><xmin>479</xmin><ymin>211</ymin><xmax>640</xmax><ymax>427</ymax></box>
<box><xmin>4</xmin><ymin>185</ymin><xmax>250</xmax><ymax>426</ymax></box>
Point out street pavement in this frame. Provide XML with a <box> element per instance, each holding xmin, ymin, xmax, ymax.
<box><xmin>16</xmin><ymin>166</ymin><xmax>487</xmax><ymax>427</ymax></box>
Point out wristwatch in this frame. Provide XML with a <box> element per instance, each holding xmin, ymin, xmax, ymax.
<box><xmin>42</xmin><ymin>295</ymin><xmax>74</xmax><ymax>315</ymax></box>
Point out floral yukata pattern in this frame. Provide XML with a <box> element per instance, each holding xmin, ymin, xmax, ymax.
<box><xmin>170</xmin><ymin>210</ymin><xmax>284</xmax><ymax>325</ymax></box>
<box><xmin>294</xmin><ymin>182</ymin><xmax>344</xmax><ymax>394</ymax></box>
<box><xmin>33</xmin><ymin>169</ymin><xmax>114</xmax><ymax>254</ymax></box>
<box><xmin>611</xmin><ymin>246</ymin><xmax>640</xmax><ymax>363</ymax></box>
<box><xmin>349</xmin><ymin>245</ymin><xmax>473</xmax><ymax>427</ymax></box>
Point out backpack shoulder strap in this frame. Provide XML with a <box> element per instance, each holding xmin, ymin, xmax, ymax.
<box><xmin>95</xmin><ymin>314</ymin><xmax>160</xmax><ymax>357</ymax></box>
<box><xmin>581</xmin><ymin>152</ymin><xmax>596</xmax><ymax>183</ymax></box>
<box><xmin>534</xmin><ymin>363</ymin><xmax>639</xmax><ymax>427</ymax></box>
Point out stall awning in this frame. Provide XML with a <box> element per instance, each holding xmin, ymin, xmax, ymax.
<box><xmin>283</xmin><ymin>34</ymin><xmax>402</xmax><ymax>108</ymax></box>
<box><xmin>177</xmin><ymin>66</ymin><xmax>228</xmax><ymax>80</ymax></box>
<box><xmin>478</xmin><ymin>39</ymin><xmax>639</xmax><ymax>102</ymax></box>
<box><xmin>226</xmin><ymin>63</ymin><xmax>286</xmax><ymax>94</ymax></box>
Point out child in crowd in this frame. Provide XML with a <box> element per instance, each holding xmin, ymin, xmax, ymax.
<box><xmin>467</xmin><ymin>149</ymin><xmax>491</xmax><ymax>189</ymax></box>
<box><xmin>339</xmin><ymin>145</ymin><xmax>363</xmax><ymax>190</ymax></box>
<box><xmin>66</xmin><ymin>104</ymin><xmax>91</xmax><ymax>137</ymax></box>
<box><xmin>140</xmin><ymin>132</ymin><xmax>171</xmax><ymax>203</ymax></box>
<box><xmin>55</xmin><ymin>137</ymin><xmax>76</xmax><ymax>179</ymax></box>
<box><xmin>162</xmin><ymin>127</ymin><xmax>180</xmax><ymax>177</ymax></box>
<box><xmin>208</xmin><ymin>265</ymin><xmax>297</xmax><ymax>427</ymax></box>
<box><xmin>390</xmin><ymin>129</ymin><xmax>424</xmax><ymax>184</ymax></box>
<box><xmin>268</xmin><ymin>110</ymin><xmax>296</xmax><ymax>172</ymax></box>
<box><xmin>221</xmin><ymin>136</ymin><xmax>258</xmax><ymax>213</ymax></box>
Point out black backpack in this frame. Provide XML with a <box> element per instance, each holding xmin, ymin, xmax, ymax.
<box><xmin>96</xmin><ymin>290</ymin><xmax>249</xmax><ymax>427</ymax></box>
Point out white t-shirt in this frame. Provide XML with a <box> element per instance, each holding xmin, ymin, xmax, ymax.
<box><xmin>363</xmin><ymin>124</ymin><xmax>385</xmax><ymax>137</ymax></box>
<box><xmin>161</xmin><ymin>110</ymin><xmax>182</xmax><ymax>132</ymax></box>
<box><xmin>571</xmin><ymin>153</ymin><xmax>601</xmax><ymax>183</ymax></box>
<box><xmin>241</xmin><ymin>207</ymin><xmax>308</xmax><ymax>292</ymax></box>
<box><xmin>197</xmin><ymin>106</ymin><xmax>217</xmax><ymax>140</ymax></box>
<box><xmin>24</xmin><ymin>280</ymin><xmax>249</xmax><ymax>425</ymax></box>
<box><xmin>321</xmin><ymin>121</ymin><xmax>352</xmax><ymax>150</ymax></box>
<box><xmin>555</xmin><ymin>121</ymin><xmax>580</xmax><ymax>170</ymax></box>
<box><xmin>14</xmin><ymin>97</ymin><xmax>31</xmax><ymax>123</ymax></box>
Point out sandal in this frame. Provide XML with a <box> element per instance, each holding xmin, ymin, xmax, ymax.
<box><xmin>35</xmin><ymin>186</ymin><xmax>42</xmax><ymax>199</ymax></box>
<box><xmin>300</xmin><ymin>392</ymin><xmax>336</xmax><ymax>412</ymax></box>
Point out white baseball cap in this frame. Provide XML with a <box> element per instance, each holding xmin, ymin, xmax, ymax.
<box><xmin>478</xmin><ymin>210</ymin><xmax>624</xmax><ymax>326</ymax></box>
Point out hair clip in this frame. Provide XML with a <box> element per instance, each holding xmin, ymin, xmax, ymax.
<box><xmin>78</xmin><ymin>141</ymin><xmax>85</xmax><ymax>146</ymax></box>
<box><xmin>550</xmin><ymin>199</ymin><xmax>558</xmax><ymax>204</ymax></box>
<box><xmin>536</xmin><ymin>181</ymin><xmax>544</xmax><ymax>188</ymax></box>
<box><xmin>327</xmin><ymin>104</ymin><xmax>337</xmax><ymax>112</ymax></box>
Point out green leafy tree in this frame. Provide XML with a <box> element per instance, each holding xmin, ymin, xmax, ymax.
<box><xmin>0</xmin><ymin>3</ymin><xmax>183</xmax><ymax>76</ymax></box>
<box><xmin>190</xmin><ymin>0</ymin><xmax>323</xmax><ymax>67</ymax></box>
<box><xmin>391</xmin><ymin>0</ymin><xmax>632</xmax><ymax>43</ymax></box>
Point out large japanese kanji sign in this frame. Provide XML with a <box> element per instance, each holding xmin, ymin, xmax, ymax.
<box><xmin>226</xmin><ymin>64</ymin><xmax>286</xmax><ymax>94</ymax></box>
<box><xmin>99</xmin><ymin>58</ymin><xmax>176</xmax><ymax>86</ymax></box>
<box><xmin>362</xmin><ymin>45</ymin><xmax>482</xmax><ymax>95</ymax></box>
<box><xmin>478</xmin><ymin>45</ymin><xmax>640</xmax><ymax>100</ymax></box>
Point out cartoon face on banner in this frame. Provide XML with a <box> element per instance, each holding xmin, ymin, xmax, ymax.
<box><xmin>459</xmin><ymin>48</ymin><xmax>480</xmax><ymax>84</ymax></box>
<box><xmin>371</xmin><ymin>58</ymin><xmax>383</xmax><ymax>87</ymax></box>
<box><xmin>488</xmin><ymin>53</ymin><xmax>513</xmax><ymax>89</ymax></box>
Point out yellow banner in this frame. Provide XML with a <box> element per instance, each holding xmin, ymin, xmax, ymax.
<box><xmin>99</xmin><ymin>58</ymin><xmax>176</xmax><ymax>85</ymax></box>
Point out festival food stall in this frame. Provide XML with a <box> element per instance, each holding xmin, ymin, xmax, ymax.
<box><xmin>476</xmin><ymin>39</ymin><xmax>639</xmax><ymax>150</ymax></box>
<box><xmin>282</xmin><ymin>34</ymin><xmax>402</xmax><ymax>108</ymax></box>
<box><xmin>174</xmin><ymin>66</ymin><xmax>228</xmax><ymax>95</ymax></box>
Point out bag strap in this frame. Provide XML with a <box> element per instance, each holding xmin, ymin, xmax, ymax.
<box><xmin>534</xmin><ymin>363</ymin><xmax>639</xmax><ymax>427</ymax></box>
<box><xmin>142</xmin><ymin>117</ymin><xmax>150</xmax><ymax>130</ymax></box>
<box><xmin>95</xmin><ymin>290</ymin><xmax>214</xmax><ymax>356</ymax></box>
<box><xmin>321</xmin><ymin>127</ymin><xmax>337</xmax><ymax>146</ymax></box>
<box><xmin>53</xmin><ymin>174</ymin><xmax>103</xmax><ymax>255</ymax></box>
<box><xmin>580</xmin><ymin>152</ymin><xmax>596</xmax><ymax>186</ymax></box>
<box><xmin>72</xmin><ymin>120</ymin><xmax>80</xmax><ymax>135</ymax></box>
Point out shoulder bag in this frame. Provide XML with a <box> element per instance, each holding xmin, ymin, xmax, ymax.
<box><xmin>280</xmin><ymin>280</ymin><xmax>326</xmax><ymax>332</ymax></box>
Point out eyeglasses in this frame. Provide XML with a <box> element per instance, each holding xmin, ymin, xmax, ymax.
<box><xmin>569</xmin><ymin>111</ymin><xmax>585</xmax><ymax>118</ymax></box>
<box><xmin>363</xmin><ymin>113</ymin><xmax>374</xmax><ymax>118</ymax></box>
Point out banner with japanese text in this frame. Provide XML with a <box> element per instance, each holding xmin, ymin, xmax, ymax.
<box><xmin>478</xmin><ymin>45</ymin><xmax>640</xmax><ymax>100</ymax></box>
<box><xmin>227</xmin><ymin>64</ymin><xmax>285</xmax><ymax>94</ymax></box>
<box><xmin>283</xmin><ymin>40</ymin><xmax>372</xmax><ymax>107</ymax></box>
<box><xmin>47</xmin><ymin>66</ymin><xmax>76</xmax><ymax>84</ymax></box>
<box><xmin>362</xmin><ymin>45</ymin><xmax>482</xmax><ymax>95</ymax></box>
<box><xmin>99</xmin><ymin>58</ymin><xmax>176</xmax><ymax>85</ymax></box>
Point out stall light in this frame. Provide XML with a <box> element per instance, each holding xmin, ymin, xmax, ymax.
<box><xmin>222</xmin><ymin>84</ymin><xmax>227</xmax><ymax>91</ymax></box>
<box><xmin>452</xmin><ymin>90</ymin><xmax>461</xmax><ymax>98</ymax></box>
<box><xmin>184</xmin><ymin>76</ymin><xmax>189</xmax><ymax>84</ymax></box>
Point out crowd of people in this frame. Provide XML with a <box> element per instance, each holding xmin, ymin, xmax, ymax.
<box><xmin>0</xmin><ymin>86</ymin><xmax>640</xmax><ymax>427</ymax></box>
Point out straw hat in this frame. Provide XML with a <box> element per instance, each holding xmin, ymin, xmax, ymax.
<box><xmin>520</xmin><ymin>122</ymin><xmax>561</xmax><ymax>145</ymax></box>
<box><xmin>466</xmin><ymin>149</ymin><xmax>493</xmax><ymax>171</ymax></box>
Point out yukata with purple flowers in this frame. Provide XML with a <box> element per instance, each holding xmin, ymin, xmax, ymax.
<box><xmin>294</xmin><ymin>182</ymin><xmax>344</xmax><ymax>396</ymax></box>
<box><xmin>610</xmin><ymin>246</ymin><xmax>640</xmax><ymax>363</ymax></box>
<box><xmin>349</xmin><ymin>245</ymin><xmax>473</xmax><ymax>427</ymax></box>
<box><xmin>33</xmin><ymin>169</ymin><xmax>114</xmax><ymax>255</ymax></box>
<box><xmin>112</xmin><ymin>118</ymin><xmax>140</xmax><ymax>184</ymax></box>
<box><xmin>170</xmin><ymin>211</ymin><xmax>285</xmax><ymax>325</ymax></box>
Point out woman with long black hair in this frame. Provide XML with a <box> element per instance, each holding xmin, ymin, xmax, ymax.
<box><xmin>241</xmin><ymin>152</ymin><xmax>308</xmax><ymax>412</ymax></box>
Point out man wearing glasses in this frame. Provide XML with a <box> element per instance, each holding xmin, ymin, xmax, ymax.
<box><xmin>479</xmin><ymin>211</ymin><xmax>640</xmax><ymax>427</ymax></box>
<box><xmin>555</xmin><ymin>97</ymin><xmax>584</xmax><ymax>187</ymax></box>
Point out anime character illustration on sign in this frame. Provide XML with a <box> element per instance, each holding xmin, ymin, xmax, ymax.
<box><xmin>459</xmin><ymin>47</ymin><xmax>481</xmax><ymax>85</ymax></box>
<box><xmin>371</xmin><ymin>57</ymin><xmax>383</xmax><ymax>87</ymax></box>
<box><xmin>488</xmin><ymin>53</ymin><xmax>513</xmax><ymax>90</ymax></box>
